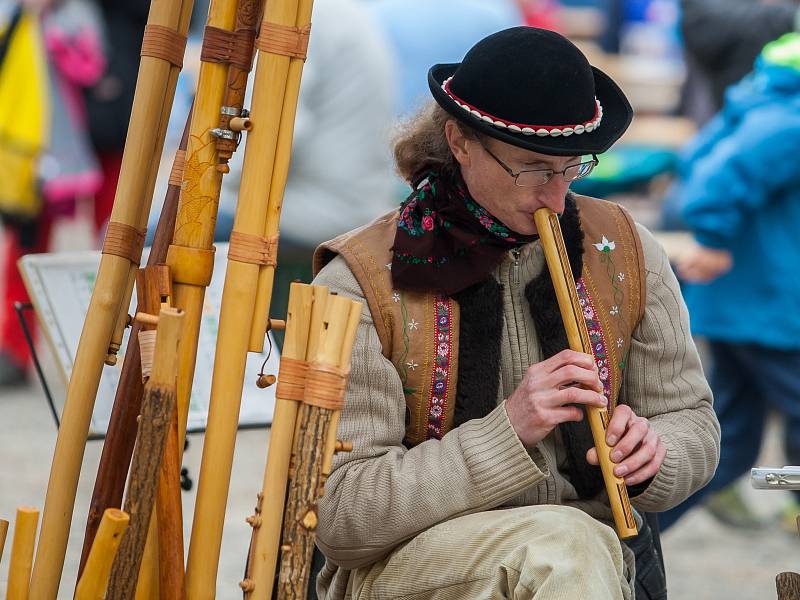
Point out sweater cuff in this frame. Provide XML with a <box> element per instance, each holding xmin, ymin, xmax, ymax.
<box><xmin>630</xmin><ymin>432</ymin><xmax>682</xmax><ymax>512</ymax></box>
<box><xmin>458</xmin><ymin>402</ymin><xmax>547</xmax><ymax>507</ymax></box>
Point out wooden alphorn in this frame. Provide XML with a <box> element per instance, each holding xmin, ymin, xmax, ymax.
<box><xmin>0</xmin><ymin>519</ymin><xmax>8</xmax><ymax>564</ymax></box>
<box><xmin>75</xmin><ymin>509</ymin><xmax>130</xmax><ymax>600</ymax></box>
<box><xmin>7</xmin><ymin>506</ymin><xmax>39</xmax><ymax>600</ymax></box>
<box><xmin>533</xmin><ymin>207</ymin><xmax>638</xmax><ymax>539</ymax></box>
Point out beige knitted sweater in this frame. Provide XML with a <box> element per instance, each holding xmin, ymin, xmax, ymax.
<box><xmin>313</xmin><ymin>223</ymin><xmax>721</xmax><ymax>599</ymax></box>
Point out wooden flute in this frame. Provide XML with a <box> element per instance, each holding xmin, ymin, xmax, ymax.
<box><xmin>533</xmin><ymin>207</ymin><xmax>638</xmax><ymax>539</ymax></box>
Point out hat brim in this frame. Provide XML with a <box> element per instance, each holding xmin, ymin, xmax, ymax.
<box><xmin>428</xmin><ymin>63</ymin><xmax>633</xmax><ymax>156</ymax></box>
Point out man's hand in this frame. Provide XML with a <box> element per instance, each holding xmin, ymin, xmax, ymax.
<box><xmin>676</xmin><ymin>244</ymin><xmax>732</xmax><ymax>283</ymax></box>
<box><xmin>586</xmin><ymin>404</ymin><xmax>666</xmax><ymax>486</ymax></box>
<box><xmin>505</xmin><ymin>349</ymin><xmax>608</xmax><ymax>448</ymax></box>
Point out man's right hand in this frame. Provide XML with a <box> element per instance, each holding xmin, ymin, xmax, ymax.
<box><xmin>504</xmin><ymin>349</ymin><xmax>607</xmax><ymax>448</ymax></box>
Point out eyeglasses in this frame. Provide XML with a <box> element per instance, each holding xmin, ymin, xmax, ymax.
<box><xmin>479</xmin><ymin>141</ymin><xmax>598</xmax><ymax>188</ymax></box>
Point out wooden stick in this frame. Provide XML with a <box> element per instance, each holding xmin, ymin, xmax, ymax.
<box><xmin>249</xmin><ymin>0</ymin><xmax>315</xmax><ymax>351</ymax></box>
<box><xmin>533</xmin><ymin>207</ymin><xmax>637</xmax><ymax>539</ymax></box>
<box><xmin>156</xmin><ymin>409</ymin><xmax>186</xmax><ymax>599</ymax></box>
<box><xmin>7</xmin><ymin>506</ymin><xmax>39</xmax><ymax>600</ymax></box>
<box><xmin>242</xmin><ymin>283</ymin><xmax>321</xmax><ymax>598</ymax></box>
<box><xmin>75</xmin><ymin>509</ymin><xmax>130</xmax><ymax>600</ymax></box>
<box><xmin>277</xmin><ymin>297</ymin><xmax>361</xmax><ymax>599</ymax></box>
<box><xmin>106</xmin><ymin>308</ymin><xmax>185</xmax><ymax>599</ymax></box>
<box><xmin>79</xmin><ymin>109</ymin><xmax>195</xmax><ymax>579</ymax></box>
<box><xmin>0</xmin><ymin>519</ymin><xmax>8</xmax><ymax>565</ymax></box>
<box><xmin>134</xmin><ymin>512</ymin><xmax>159</xmax><ymax>600</ymax></box>
<box><xmin>29</xmin><ymin>0</ymin><xmax>193</xmax><ymax>593</ymax></box>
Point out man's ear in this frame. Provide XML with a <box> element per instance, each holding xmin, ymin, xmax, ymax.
<box><xmin>445</xmin><ymin>120</ymin><xmax>472</xmax><ymax>167</ymax></box>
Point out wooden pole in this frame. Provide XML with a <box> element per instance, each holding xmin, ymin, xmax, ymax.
<box><xmin>156</xmin><ymin>410</ymin><xmax>186</xmax><ymax>600</ymax></box>
<box><xmin>79</xmin><ymin>108</ymin><xmax>194</xmax><ymax>577</ymax></box>
<box><xmin>133</xmin><ymin>513</ymin><xmax>159</xmax><ymax>600</ymax></box>
<box><xmin>29</xmin><ymin>0</ymin><xmax>194</xmax><ymax>594</ymax></box>
<box><xmin>0</xmin><ymin>519</ymin><xmax>8</xmax><ymax>565</ymax></box>
<box><xmin>277</xmin><ymin>297</ymin><xmax>361</xmax><ymax>599</ymax></box>
<box><xmin>241</xmin><ymin>284</ymin><xmax>323</xmax><ymax>598</ymax></box>
<box><xmin>6</xmin><ymin>507</ymin><xmax>39</xmax><ymax>600</ymax></box>
<box><xmin>106</xmin><ymin>308</ymin><xmax>185</xmax><ymax>599</ymax></box>
<box><xmin>184</xmin><ymin>0</ymin><xmax>319</xmax><ymax>592</ymax></box>
<box><xmin>247</xmin><ymin>0</ymin><xmax>314</xmax><ymax>351</ymax></box>
<box><xmin>533</xmin><ymin>207</ymin><xmax>637</xmax><ymax>539</ymax></box>
<box><xmin>75</xmin><ymin>509</ymin><xmax>130</xmax><ymax>600</ymax></box>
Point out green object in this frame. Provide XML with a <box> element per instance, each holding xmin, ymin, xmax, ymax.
<box><xmin>569</xmin><ymin>145</ymin><xmax>677</xmax><ymax>198</ymax></box>
<box><xmin>704</xmin><ymin>485</ymin><xmax>767</xmax><ymax>530</ymax></box>
<box><xmin>762</xmin><ymin>33</ymin><xmax>800</xmax><ymax>71</ymax></box>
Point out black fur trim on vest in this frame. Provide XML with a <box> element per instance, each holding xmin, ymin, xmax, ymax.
<box><xmin>451</xmin><ymin>278</ymin><xmax>504</xmax><ymax>428</ymax></box>
<box><xmin>524</xmin><ymin>193</ymin><xmax>604</xmax><ymax>499</ymax></box>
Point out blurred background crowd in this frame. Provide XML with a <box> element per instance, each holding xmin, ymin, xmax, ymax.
<box><xmin>1</xmin><ymin>0</ymin><xmax>800</xmax><ymax>596</ymax></box>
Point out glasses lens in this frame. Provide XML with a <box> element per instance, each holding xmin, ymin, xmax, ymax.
<box><xmin>564</xmin><ymin>159</ymin><xmax>596</xmax><ymax>182</ymax></box>
<box><xmin>515</xmin><ymin>170</ymin><xmax>551</xmax><ymax>187</ymax></box>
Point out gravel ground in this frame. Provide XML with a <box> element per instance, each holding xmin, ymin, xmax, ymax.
<box><xmin>0</xmin><ymin>378</ymin><xmax>797</xmax><ymax>599</ymax></box>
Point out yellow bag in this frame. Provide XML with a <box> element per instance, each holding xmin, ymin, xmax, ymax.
<box><xmin>0</xmin><ymin>8</ymin><xmax>50</xmax><ymax>219</ymax></box>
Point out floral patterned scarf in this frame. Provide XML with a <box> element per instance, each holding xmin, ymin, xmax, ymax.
<box><xmin>391</xmin><ymin>170</ymin><xmax>538</xmax><ymax>295</ymax></box>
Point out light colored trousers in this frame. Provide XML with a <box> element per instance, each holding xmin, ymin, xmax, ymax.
<box><xmin>349</xmin><ymin>505</ymin><xmax>633</xmax><ymax>600</ymax></box>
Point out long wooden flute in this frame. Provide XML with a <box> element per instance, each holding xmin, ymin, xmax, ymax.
<box><xmin>533</xmin><ymin>207</ymin><xmax>638</xmax><ymax>539</ymax></box>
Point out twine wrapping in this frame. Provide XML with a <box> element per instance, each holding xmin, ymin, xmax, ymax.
<box><xmin>138</xmin><ymin>330</ymin><xmax>157</xmax><ymax>380</ymax></box>
<box><xmin>102</xmin><ymin>222</ymin><xmax>146</xmax><ymax>264</ymax></box>
<box><xmin>304</xmin><ymin>363</ymin><xmax>348</xmax><ymax>410</ymax></box>
<box><xmin>256</xmin><ymin>21</ymin><xmax>311</xmax><ymax>60</ymax></box>
<box><xmin>168</xmin><ymin>150</ymin><xmax>186</xmax><ymax>188</ymax></box>
<box><xmin>275</xmin><ymin>357</ymin><xmax>309</xmax><ymax>402</ymax></box>
<box><xmin>140</xmin><ymin>24</ymin><xmax>187</xmax><ymax>68</ymax></box>
<box><xmin>228</xmin><ymin>231</ymin><xmax>278</xmax><ymax>267</ymax></box>
<box><xmin>201</xmin><ymin>26</ymin><xmax>256</xmax><ymax>71</ymax></box>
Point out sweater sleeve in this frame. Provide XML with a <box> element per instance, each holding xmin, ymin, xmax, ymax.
<box><xmin>622</xmin><ymin>224</ymin><xmax>721</xmax><ymax>513</ymax></box>
<box><xmin>313</xmin><ymin>256</ymin><xmax>546</xmax><ymax>570</ymax></box>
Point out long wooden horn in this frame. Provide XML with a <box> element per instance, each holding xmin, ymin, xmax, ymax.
<box><xmin>533</xmin><ymin>207</ymin><xmax>637</xmax><ymax>539</ymax></box>
<box><xmin>79</xmin><ymin>107</ymin><xmax>193</xmax><ymax>577</ymax></box>
<box><xmin>184</xmin><ymin>0</ymin><xmax>316</xmax><ymax>593</ymax></box>
<box><xmin>29</xmin><ymin>0</ymin><xmax>194</xmax><ymax>595</ymax></box>
<box><xmin>75</xmin><ymin>509</ymin><xmax>130</xmax><ymax>600</ymax></box>
<box><xmin>106</xmin><ymin>307</ymin><xmax>185</xmax><ymax>598</ymax></box>
<box><xmin>6</xmin><ymin>507</ymin><xmax>39</xmax><ymax>600</ymax></box>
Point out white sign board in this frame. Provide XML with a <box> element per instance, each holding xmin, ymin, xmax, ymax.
<box><xmin>19</xmin><ymin>243</ymin><xmax>278</xmax><ymax>435</ymax></box>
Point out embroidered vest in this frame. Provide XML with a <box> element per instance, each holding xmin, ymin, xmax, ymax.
<box><xmin>313</xmin><ymin>195</ymin><xmax>646</xmax><ymax>447</ymax></box>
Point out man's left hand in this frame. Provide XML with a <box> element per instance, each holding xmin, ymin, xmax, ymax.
<box><xmin>585</xmin><ymin>404</ymin><xmax>666</xmax><ymax>486</ymax></box>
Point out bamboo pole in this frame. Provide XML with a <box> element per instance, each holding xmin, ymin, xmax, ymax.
<box><xmin>277</xmin><ymin>297</ymin><xmax>361</xmax><ymax>599</ymax></box>
<box><xmin>248</xmin><ymin>0</ymin><xmax>314</xmax><ymax>351</ymax></box>
<box><xmin>80</xmin><ymin>107</ymin><xmax>195</xmax><ymax>577</ymax></box>
<box><xmin>168</xmin><ymin>0</ymin><xmax>241</xmax><ymax>452</ymax></box>
<box><xmin>241</xmin><ymin>284</ymin><xmax>324</xmax><ymax>598</ymax></box>
<box><xmin>75</xmin><ymin>509</ymin><xmax>130</xmax><ymax>600</ymax></box>
<box><xmin>0</xmin><ymin>519</ymin><xmax>8</xmax><ymax>565</ymax></box>
<box><xmin>6</xmin><ymin>507</ymin><xmax>39</xmax><ymax>600</ymax></box>
<box><xmin>107</xmin><ymin>308</ymin><xmax>185</xmax><ymax>599</ymax></box>
<box><xmin>185</xmin><ymin>0</ymin><xmax>318</xmax><ymax>593</ymax></box>
<box><xmin>29</xmin><ymin>0</ymin><xmax>193</xmax><ymax>594</ymax></box>
<box><xmin>533</xmin><ymin>207</ymin><xmax>637</xmax><ymax>539</ymax></box>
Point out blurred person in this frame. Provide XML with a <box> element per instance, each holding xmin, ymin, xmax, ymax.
<box><xmin>680</xmin><ymin>0</ymin><xmax>800</xmax><ymax>124</ymax></box>
<box><xmin>313</xmin><ymin>27</ymin><xmax>719</xmax><ymax>600</ymax></box>
<box><xmin>367</xmin><ymin>0</ymin><xmax>523</xmax><ymax>118</ymax></box>
<box><xmin>0</xmin><ymin>0</ymin><xmax>105</xmax><ymax>386</ymax></box>
<box><xmin>660</xmin><ymin>33</ymin><xmax>800</xmax><ymax>532</ymax></box>
<box><xmin>217</xmin><ymin>0</ymin><xmax>396</xmax><ymax>344</ymax></box>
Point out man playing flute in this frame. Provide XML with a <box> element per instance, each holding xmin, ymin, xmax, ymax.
<box><xmin>311</xmin><ymin>27</ymin><xmax>720</xmax><ymax>599</ymax></box>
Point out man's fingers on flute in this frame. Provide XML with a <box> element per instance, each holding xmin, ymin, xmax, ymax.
<box><xmin>540</xmin><ymin>349</ymin><xmax>597</xmax><ymax>374</ymax></box>
<box><xmin>612</xmin><ymin>429</ymin><xmax>660</xmax><ymax>477</ymax></box>
<box><xmin>556</xmin><ymin>386</ymin><xmax>607</xmax><ymax>409</ymax></box>
<box><xmin>605</xmin><ymin>404</ymin><xmax>634</xmax><ymax>446</ymax></box>
<box><xmin>622</xmin><ymin>441</ymin><xmax>666</xmax><ymax>485</ymax></box>
<box><xmin>548</xmin><ymin>364</ymin><xmax>603</xmax><ymax>393</ymax></box>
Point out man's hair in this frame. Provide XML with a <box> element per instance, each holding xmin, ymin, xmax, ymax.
<box><xmin>392</xmin><ymin>103</ymin><xmax>480</xmax><ymax>182</ymax></box>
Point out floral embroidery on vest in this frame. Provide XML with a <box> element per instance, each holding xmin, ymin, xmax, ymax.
<box><xmin>577</xmin><ymin>278</ymin><xmax>612</xmax><ymax>400</ymax></box>
<box><xmin>593</xmin><ymin>235</ymin><xmax>629</xmax><ymax>370</ymax></box>
<box><xmin>397</xmin><ymin>293</ymin><xmax>415</xmax><ymax>395</ymax></box>
<box><xmin>427</xmin><ymin>296</ymin><xmax>454</xmax><ymax>439</ymax></box>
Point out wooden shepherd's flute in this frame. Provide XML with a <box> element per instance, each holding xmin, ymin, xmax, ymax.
<box><xmin>533</xmin><ymin>207</ymin><xmax>638</xmax><ymax>539</ymax></box>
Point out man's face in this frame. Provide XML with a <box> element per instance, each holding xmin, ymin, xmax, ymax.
<box><xmin>446</xmin><ymin>121</ymin><xmax>581</xmax><ymax>236</ymax></box>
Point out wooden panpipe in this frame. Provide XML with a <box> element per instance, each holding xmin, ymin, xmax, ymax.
<box><xmin>241</xmin><ymin>283</ymin><xmax>361</xmax><ymax>599</ymax></box>
<box><xmin>533</xmin><ymin>207</ymin><xmax>638</xmax><ymax>539</ymax></box>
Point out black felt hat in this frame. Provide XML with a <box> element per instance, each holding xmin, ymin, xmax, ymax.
<box><xmin>428</xmin><ymin>27</ymin><xmax>633</xmax><ymax>156</ymax></box>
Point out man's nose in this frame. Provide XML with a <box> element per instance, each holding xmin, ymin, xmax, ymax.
<box><xmin>535</xmin><ymin>180</ymin><xmax>568</xmax><ymax>214</ymax></box>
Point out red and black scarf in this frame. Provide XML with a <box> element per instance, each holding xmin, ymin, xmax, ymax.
<box><xmin>391</xmin><ymin>170</ymin><xmax>538</xmax><ymax>295</ymax></box>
